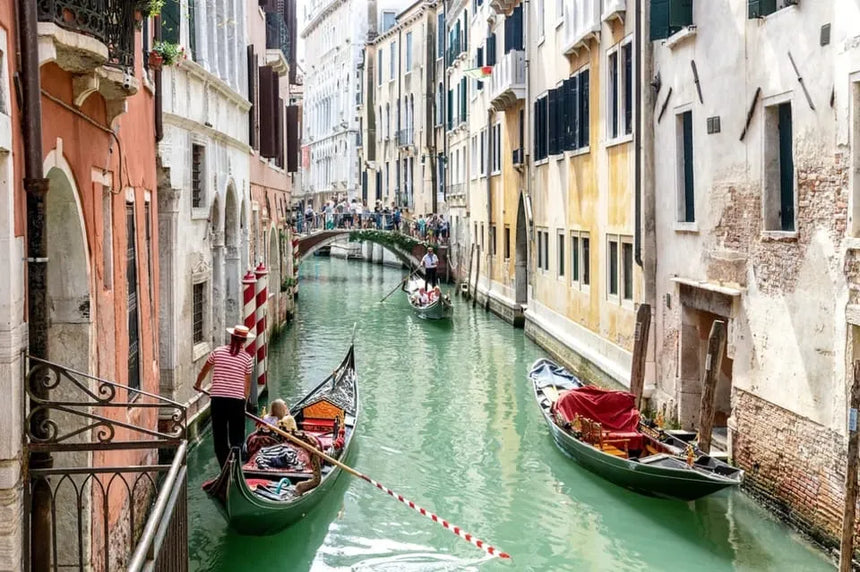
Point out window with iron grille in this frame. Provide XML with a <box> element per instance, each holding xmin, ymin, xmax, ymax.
<box><xmin>608</xmin><ymin>238</ymin><xmax>619</xmax><ymax>297</ymax></box>
<box><xmin>127</xmin><ymin>204</ymin><xmax>141</xmax><ymax>393</ymax></box>
<box><xmin>193</xmin><ymin>282</ymin><xmax>205</xmax><ymax>344</ymax></box>
<box><xmin>622</xmin><ymin>241</ymin><xmax>634</xmax><ymax>301</ymax></box>
<box><xmin>192</xmin><ymin>144</ymin><xmax>205</xmax><ymax>208</ymax></box>
<box><xmin>557</xmin><ymin>231</ymin><xmax>565</xmax><ymax>278</ymax></box>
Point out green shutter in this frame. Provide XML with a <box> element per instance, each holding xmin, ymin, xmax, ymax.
<box><xmin>778</xmin><ymin>103</ymin><xmax>794</xmax><ymax>231</ymax></box>
<box><xmin>748</xmin><ymin>0</ymin><xmax>776</xmax><ymax>18</ymax></box>
<box><xmin>682</xmin><ymin>111</ymin><xmax>695</xmax><ymax>223</ymax></box>
<box><xmin>669</xmin><ymin>0</ymin><xmax>693</xmax><ymax>28</ymax></box>
<box><xmin>162</xmin><ymin>0</ymin><xmax>181</xmax><ymax>43</ymax></box>
<box><xmin>650</xmin><ymin>0</ymin><xmax>670</xmax><ymax>40</ymax></box>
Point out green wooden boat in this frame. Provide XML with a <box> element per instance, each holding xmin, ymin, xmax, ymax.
<box><xmin>530</xmin><ymin>358</ymin><xmax>742</xmax><ymax>501</ymax></box>
<box><xmin>403</xmin><ymin>278</ymin><xmax>453</xmax><ymax>320</ymax></box>
<box><xmin>203</xmin><ymin>343</ymin><xmax>358</xmax><ymax>535</ymax></box>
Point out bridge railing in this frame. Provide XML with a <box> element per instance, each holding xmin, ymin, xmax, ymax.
<box><xmin>296</xmin><ymin>214</ymin><xmax>450</xmax><ymax>246</ymax></box>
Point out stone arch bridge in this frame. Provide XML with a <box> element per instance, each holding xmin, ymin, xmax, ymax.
<box><xmin>296</xmin><ymin>229</ymin><xmax>449</xmax><ymax>278</ymax></box>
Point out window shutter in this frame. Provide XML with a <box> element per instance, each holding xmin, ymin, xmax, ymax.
<box><xmin>548</xmin><ymin>89</ymin><xmax>558</xmax><ymax>155</ymax></box>
<box><xmin>669</xmin><ymin>0</ymin><xmax>694</xmax><ymax>28</ymax></box>
<box><xmin>247</xmin><ymin>46</ymin><xmax>259</xmax><ymax>150</ymax></box>
<box><xmin>650</xmin><ymin>0</ymin><xmax>670</xmax><ymax>40</ymax></box>
<box><xmin>559</xmin><ymin>80</ymin><xmax>569</xmax><ymax>151</ymax></box>
<box><xmin>569</xmin><ymin>77</ymin><xmax>578</xmax><ymax>151</ymax></box>
<box><xmin>477</xmin><ymin>47</ymin><xmax>484</xmax><ymax>90</ymax></box>
<box><xmin>460</xmin><ymin>78</ymin><xmax>467</xmax><ymax>123</ymax></box>
<box><xmin>748</xmin><ymin>0</ymin><xmax>776</xmax><ymax>18</ymax></box>
<box><xmin>580</xmin><ymin>69</ymin><xmax>589</xmax><ymax>148</ymax></box>
<box><xmin>276</xmin><ymin>98</ymin><xmax>285</xmax><ymax>168</ymax></box>
<box><xmin>487</xmin><ymin>34</ymin><xmax>497</xmax><ymax>66</ymax></box>
<box><xmin>533</xmin><ymin>99</ymin><xmax>540</xmax><ymax>158</ymax></box>
<box><xmin>259</xmin><ymin>66</ymin><xmax>278</xmax><ymax>158</ymax></box>
<box><xmin>286</xmin><ymin>105</ymin><xmax>299</xmax><ymax>172</ymax></box>
<box><xmin>447</xmin><ymin>89</ymin><xmax>453</xmax><ymax>129</ymax></box>
<box><xmin>162</xmin><ymin>0</ymin><xmax>181</xmax><ymax>43</ymax></box>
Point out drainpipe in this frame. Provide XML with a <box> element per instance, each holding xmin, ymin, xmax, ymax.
<box><xmin>427</xmin><ymin>9</ymin><xmax>437</xmax><ymax>216</ymax></box>
<box><xmin>397</xmin><ymin>25</ymin><xmax>403</xmax><ymax>209</ymax></box>
<box><xmin>19</xmin><ymin>0</ymin><xmax>52</xmax><ymax>569</ymax></box>
<box><xmin>155</xmin><ymin>15</ymin><xmax>163</xmax><ymax>142</ymax></box>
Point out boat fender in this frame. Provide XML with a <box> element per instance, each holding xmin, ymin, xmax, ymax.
<box><xmin>275</xmin><ymin>477</ymin><xmax>291</xmax><ymax>495</ymax></box>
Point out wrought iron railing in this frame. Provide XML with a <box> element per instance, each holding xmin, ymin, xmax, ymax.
<box><xmin>37</xmin><ymin>0</ymin><xmax>136</xmax><ymax>69</ymax></box>
<box><xmin>24</xmin><ymin>355</ymin><xmax>188</xmax><ymax>571</ymax></box>
<box><xmin>266</xmin><ymin>11</ymin><xmax>290</xmax><ymax>60</ymax></box>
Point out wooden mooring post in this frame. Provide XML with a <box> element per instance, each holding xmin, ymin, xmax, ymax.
<box><xmin>473</xmin><ymin>246</ymin><xmax>481</xmax><ymax>308</ymax></box>
<box><xmin>697</xmin><ymin>320</ymin><xmax>727</xmax><ymax>454</ymax></box>
<box><xmin>839</xmin><ymin>361</ymin><xmax>860</xmax><ymax>572</ymax></box>
<box><xmin>629</xmin><ymin>304</ymin><xmax>651</xmax><ymax>412</ymax></box>
<box><xmin>465</xmin><ymin>244</ymin><xmax>475</xmax><ymax>299</ymax></box>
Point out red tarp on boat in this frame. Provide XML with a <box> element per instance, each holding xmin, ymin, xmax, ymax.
<box><xmin>552</xmin><ymin>386</ymin><xmax>640</xmax><ymax>432</ymax></box>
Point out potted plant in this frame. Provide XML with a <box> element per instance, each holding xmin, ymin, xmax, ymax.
<box><xmin>134</xmin><ymin>0</ymin><xmax>165</xmax><ymax>18</ymax></box>
<box><xmin>149</xmin><ymin>41</ymin><xmax>186</xmax><ymax>70</ymax></box>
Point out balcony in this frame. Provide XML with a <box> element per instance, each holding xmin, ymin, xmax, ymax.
<box><xmin>489</xmin><ymin>50</ymin><xmax>525</xmax><ymax>111</ymax></box>
<box><xmin>490</xmin><ymin>0</ymin><xmax>521</xmax><ymax>16</ymax></box>
<box><xmin>562</xmin><ymin>0</ymin><xmax>601</xmax><ymax>54</ymax></box>
<box><xmin>266</xmin><ymin>11</ymin><xmax>290</xmax><ymax>76</ymax></box>
<box><xmin>448</xmin><ymin>183</ymin><xmax>465</xmax><ymax>198</ymax></box>
<box><xmin>38</xmin><ymin>0</ymin><xmax>136</xmax><ymax>71</ymax></box>
<box><xmin>397</xmin><ymin>128</ymin><xmax>414</xmax><ymax>148</ymax></box>
<box><xmin>602</xmin><ymin>0</ymin><xmax>627</xmax><ymax>22</ymax></box>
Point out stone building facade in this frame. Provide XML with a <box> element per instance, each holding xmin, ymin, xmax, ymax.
<box><xmin>302</xmin><ymin>0</ymin><xmax>369</xmax><ymax>208</ymax></box>
<box><xmin>650</xmin><ymin>0</ymin><xmax>860</xmax><ymax>549</ymax></box>
<box><xmin>366</xmin><ymin>0</ymin><xmax>441</xmax><ymax>216</ymax></box>
<box><xmin>0</xmin><ymin>2</ymin><xmax>160</xmax><ymax>567</ymax></box>
<box><xmin>157</xmin><ymin>0</ymin><xmax>299</xmax><ymax>424</ymax></box>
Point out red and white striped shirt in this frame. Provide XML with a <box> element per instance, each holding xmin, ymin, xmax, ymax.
<box><xmin>207</xmin><ymin>346</ymin><xmax>253</xmax><ymax>400</ymax></box>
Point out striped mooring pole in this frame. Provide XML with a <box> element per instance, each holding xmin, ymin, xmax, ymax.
<box><xmin>242</xmin><ymin>270</ymin><xmax>258</xmax><ymax>405</ymax></box>
<box><xmin>254</xmin><ymin>262</ymin><xmax>268</xmax><ymax>393</ymax></box>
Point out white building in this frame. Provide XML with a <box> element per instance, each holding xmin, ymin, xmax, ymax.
<box><xmin>302</xmin><ymin>0</ymin><xmax>409</xmax><ymax>208</ymax></box>
<box><xmin>156</xmin><ymin>0</ymin><xmax>253</xmax><ymax>421</ymax></box>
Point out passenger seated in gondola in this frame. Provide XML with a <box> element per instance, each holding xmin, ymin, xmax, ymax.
<box><xmin>411</xmin><ymin>288</ymin><xmax>429</xmax><ymax>306</ymax></box>
<box><xmin>260</xmin><ymin>399</ymin><xmax>298</xmax><ymax>433</ymax></box>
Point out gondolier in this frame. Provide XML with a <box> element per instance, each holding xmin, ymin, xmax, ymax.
<box><xmin>195</xmin><ymin>325</ymin><xmax>255</xmax><ymax>468</ymax></box>
<box><xmin>421</xmin><ymin>247</ymin><xmax>439</xmax><ymax>289</ymax></box>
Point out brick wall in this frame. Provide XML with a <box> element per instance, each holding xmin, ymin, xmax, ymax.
<box><xmin>733</xmin><ymin>388</ymin><xmax>848</xmax><ymax>551</ymax></box>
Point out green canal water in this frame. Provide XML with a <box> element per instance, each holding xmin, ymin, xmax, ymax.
<box><xmin>187</xmin><ymin>257</ymin><xmax>833</xmax><ymax>571</ymax></box>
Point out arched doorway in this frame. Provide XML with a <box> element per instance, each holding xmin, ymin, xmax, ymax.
<box><xmin>46</xmin><ymin>166</ymin><xmax>92</xmax><ymax>374</ymax></box>
<box><xmin>240</xmin><ymin>200</ymin><xmax>249</xmax><ymax>273</ymax></box>
<box><xmin>224</xmin><ymin>186</ymin><xmax>240</xmax><ymax>330</ymax></box>
<box><xmin>268</xmin><ymin>228</ymin><xmax>281</xmax><ymax>330</ymax></box>
<box><xmin>209</xmin><ymin>197</ymin><xmax>224</xmax><ymax>345</ymax></box>
<box><xmin>515</xmin><ymin>194</ymin><xmax>528</xmax><ymax>310</ymax></box>
<box><xmin>45</xmin><ymin>163</ymin><xmax>93</xmax><ymax>563</ymax></box>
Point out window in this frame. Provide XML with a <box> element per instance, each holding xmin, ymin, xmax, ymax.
<box><xmin>471</xmin><ymin>135</ymin><xmax>478</xmax><ymax>180</ymax></box>
<box><xmin>608</xmin><ymin>238</ymin><xmax>619</xmax><ymax>297</ymax></box>
<box><xmin>480</xmin><ymin>129</ymin><xmax>487</xmax><ymax>176</ymax></box>
<box><xmin>192</xmin><ymin>144</ymin><xmax>205</xmax><ymax>208</ymax></box>
<box><xmin>490</xmin><ymin>225</ymin><xmax>497</xmax><ymax>256</ymax></box>
<box><xmin>459</xmin><ymin>77</ymin><xmax>467</xmax><ymax>123</ymax></box>
<box><xmin>557</xmin><ymin>231</ymin><xmax>565</xmax><ymax>278</ymax></box>
<box><xmin>382</xmin><ymin>10</ymin><xmax>396</xmax><ymax>33</ymax></box>
<box><xmin>486</xmin><ymin>33</ymin><xmax>497</xmax><ymax>67</ymax></box>
<box><xmin>537</xmin><ymin>231</ymin><xmax>544</xmax><ymax>269</ymax></box>
<box><xmin>650</xmin><ymin>0</ymin><xmax>694</xmax><ymax>40</ymax></box>
<box><xmin>378</xmin><ymin>51</ymin><xmax>383</xmax><ymax>85</ymax></box>
<box><xmin>582</xmin><ymin>235</ymin><xmax>590</xmax><ymax>285</ymax></box>
<box><xmin>749</xmin><ymin>0</ymin><xmax>797</xmax><ymax>19</ymax></box>
<box><xmin>537</xmin><ymin>0</ymin><xmax>545</xmax><ymax>39</ymax></box>
<box><xmin>126</xmin><ymin>204</ymin><xmax>141</xmax><ymax>393</ymax></box>
<box><xmin>102</xmin><ymin>191</ymin><xmax>113</xmax><ymax>289</ymax></box>
<box><xmin>481</xmin><ymin>223</ymin><xmax>485</xmax><ymax>251</ymax></box>
<box><xmin>504</xmin><ymin>6</ymin><xmax>524</xmax><ymax>53</ymax></box>
<box><xmin>764</xmin><ymin>101</ymin><xmax>795</xmax><ymax>232</ymax></box>
<box><xmin>608</xmin><ymin>42</ymin><xmax>633</xmax><ymax>140</ymax></box>
<box><xmin>622</xmin><ymin>241</ymin><xmax>633</xmax><ymax>301</ymax></box>
<box><xmin>491</xmin><ymin>123</ymin><xmax>501</xmax><ymax>173</ymax></box>
<box><xmin>534</xmin><ymin>95</ymin><xmax>548</xmax><ymax>160</ymax></box>
<box><xmin>677</xmin><ymin>110</ymin><xmax>695</xmax><ymax>223</ymax></box>
<box><xmin>608</xmin><ymin>50</ymin><xmax>619</xmax><ymax>139</ymax></box>
<box><xmin>145</xmin><ymin>201</ymin><xmax>153</xmax><ymax>307</ymax></box>
<box><xmin>536</xmin><ymin>230</ymin><xmax>550</xmax><ymax>271</ymax></box>
<box><xmin>447</xmin><ymin>88</ymin><xmax>453</xmax><ymax>129</ymax></box>
<box><xmin>193</xmin><ymin>282</ymin><xmax>205</xmax><ymax>343</ymax></box>
<box><xmin>543</xmin><ymin>231</ymin><xmax>549</xmax><ymax>271</ymax></box>
<box><xmin>405</xmin><ymin>32</ymin><xmax>413</xmax><ymax>72</ymax></box>
<box><xmin>437</xmin><ymin>13</ymin><xmax>445</xmax><ymax>58</ymax></box>
<box><xmin>476</xmin><ymin>47</ymin><xmax>484</xmax><ymax>91</ymax></box>
<box><xmin>504</xmin><ymin>226</ymin><xmax>511</xmax><ymax>259</ymax></box>
<box><xmin>570</xmin><ymin>233</ymin><xmax>580</xmax><ymax>283</ymax></box>
<box><xmin>436</xmin><ymin>82</ymin><xmax>444</xmax><ymax>125</ymax></box>
<box><xmin>389</xmin><ymin>41</ymin><xmax>396</xmax><ymax>80</ymax></box>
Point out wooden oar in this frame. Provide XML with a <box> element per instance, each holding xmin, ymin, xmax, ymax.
<box><xmin>379</xmin><ymin>267</ymin><xmax>420</xmax><ymax>303</ymax></box>
<box><xmin>198</xmin><ymin>388</ymin><xmax>511</xmax><ymax>559</ymax></box>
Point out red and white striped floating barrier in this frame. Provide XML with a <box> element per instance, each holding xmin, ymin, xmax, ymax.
<box><xmin>358</xmin><ymin>474</ymin><xmax>511</xmax><ymax>560</ymax></box>
<box><xmin>254</xmin><ymin>262</ymin><xmax>268</xmax><ymax>389</ymax></box>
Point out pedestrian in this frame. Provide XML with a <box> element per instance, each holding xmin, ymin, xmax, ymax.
<box><xmin>418</xmin><ymin>214</ymin><xmax>426</xmax><ymax>239</ymax></box>
<box><xmin>393</xmin><ymin>207</ymin><xmax>402</xmax><ymax>232</ymax></box>
<box><xmin>194</xmin><ymin>325</ymin><xmax>255</xmax><ymax>468</ymax></box>
<box><xmin>421</xmin><ymin>246</ymin><xmax>439</xmax><ymax>289</ymax></box>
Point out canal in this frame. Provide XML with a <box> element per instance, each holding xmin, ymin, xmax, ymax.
<box><xmin>187</xmin><ymin>256</ymin><xmax>832</xmax><ymax>571</ymax></box>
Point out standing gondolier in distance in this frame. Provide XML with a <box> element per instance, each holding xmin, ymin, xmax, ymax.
<box><xmin>195</xmin><ymin>325</ymin><xmax>255</xmax><ymax>467</ymax></box>
<box><xmin>421</xmin><ymin>247</ymin><xmax>439</xmax><ymax>290</ymax></box>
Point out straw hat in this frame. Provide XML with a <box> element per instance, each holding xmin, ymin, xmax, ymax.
<box><xmin>226</xmin><ymin>324</ymin><xmax>256</xmax><ymax>342</ymax></box>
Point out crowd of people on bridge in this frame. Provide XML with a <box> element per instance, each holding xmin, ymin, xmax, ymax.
<box><xmin>295</xmin><ymin>199</ymin><xmax>449</xmax><ymax>245</ymax></box>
